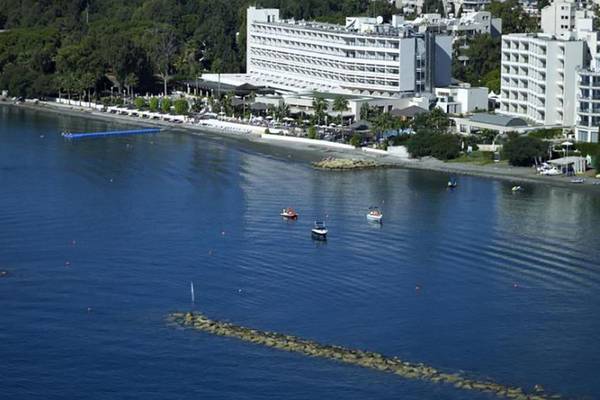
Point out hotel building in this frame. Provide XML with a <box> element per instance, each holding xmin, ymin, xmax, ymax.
<box><xmin>499</xmin><ymin>0</ymin><xmax>600</xmax><ymax>142</ymax></box>
<box><xmin>245</xmin><ymin>7</ymin><xmax>452</xmax><ymax>98</ymax></box>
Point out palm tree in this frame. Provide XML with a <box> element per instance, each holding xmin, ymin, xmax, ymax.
<box><xmin>123</xmin><ymin>73</ymin><xmax>139</xmax><ymax>101</ymax></box>
<box><xmin>222</xmin><ymin>92</ymin><xmax>234</xmax><ymax>116</ymax></box>
<box><xmin>312</xmin><ymin>95</ymin><xmax>327</xmax><ymax>125</ymax></box>
<box><xmin>332</xmin><ymin>95</ymin><xmax>349</xmax><ymax>125</ymax></box>
<box><xmin>275</xmin><ymin>102</ymin><xmax>289</xmax><ymax>121</ymax></box>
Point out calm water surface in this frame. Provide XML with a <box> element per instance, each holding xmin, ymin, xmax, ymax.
<box><xmin>1</xmin><ymin>105</ymin><xmax>600</xmax><ymax>399</ymax></box>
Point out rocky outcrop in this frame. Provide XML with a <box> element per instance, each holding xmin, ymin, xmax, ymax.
<box><xmin>169</xmin><ymin>312</ymin><xmax>559</xmax><ymax>400</ymax></box>
<box><xmin>312</xmin><ymin>158</ymin><xmax>379</xmax><ymax>170</ymax></box>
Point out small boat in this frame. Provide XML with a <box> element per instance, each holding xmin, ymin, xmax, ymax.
<box><xmin>511</xmin><ymin>185</ymin><xmax>523</xmax><ymax>192</ymax></box>
<box><xmin>280</xmin><ymin>207</ymin><xmax>298</xmax><ymax>219</ymax></box>
<box><xmin>570</xmin><ymin>178</ymin><xmax>585</xmax><ymax>184</ymax></box>
<box><xmin>366</xmin><ymin>207</ymin><xmax>383</xmax><ymax>223</ymax></box>
<box><xmin>311</xmin><ymin>221</ymin><xmax>328</xmax><ymax>239</ymax></box>
<box><xmin>447</xmin><ymin>179</ymin><xmax>457</xmax><ymax>188</ymax></box>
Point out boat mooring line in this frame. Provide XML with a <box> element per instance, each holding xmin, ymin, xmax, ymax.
<box><xmin>169</xmin><ymin>312</ymin><xmax>560</xmax><ymax>399</ymax></box>
<box><xmin>61</xmin><ymin>128</ymin><xmax>160</xmax><ymax>139</ymax></box>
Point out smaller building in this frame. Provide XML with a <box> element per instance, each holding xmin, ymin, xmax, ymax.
<box><xmin>435</xmin><ymin>85</ymin><xmax>488</xmax><ymax>114</ymax></box>
<box><xmin>548</xmin><ymin>156</ymin><xmax>588</xmax><ymax>174</ymax></box>
<box><xmin>390</xmin><ymin>105</ymin><xmax>428</xmax><ymax>121</ymax></box>
<box><xmin>452</xmin><ymin>113</ymin><xmax>539</xmax><ymax>134</ymax></box>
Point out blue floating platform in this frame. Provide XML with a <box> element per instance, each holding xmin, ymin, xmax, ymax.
<box><xmin>61</xmin><ymin>128</ymin><xmax>161</xmax><ymax>139</ymax></box>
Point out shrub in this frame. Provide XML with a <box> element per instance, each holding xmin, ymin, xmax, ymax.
<box><xmin>134</xmin><ymin>97</ymin><xmax>146</xmax><ymax>109</ymax></box>
<box><xmin>149</xmin><ymin>97</ymin><xmax>159</xmax><ymax>112</ymax></box>
<box><xmin>502</xmin><ymin>135</ymin><xmax>548</xmax><ymax>166</ymax></box>
<box><xmin>406</xmin><ymin>131</ymin><xmax>461</xmax><ymax>160</ymax></box>
<box><xmin>174</xmin><ymin>99</ymin><xmax>189</xmax><ymax>115</ymax></box>
<box><xmin>350</xmin><ymin>133</ymin><xmax>362</xmax><ymax>147</ymax></box>
<box><xmin>264</xmin><ymin>128</ymin><xmax>270</xmax><ymax>135</ymax></box>
<box><xmin>307</xmin><ymin>126</ymin><xmax>317</xmax><ymax>139</ymax></box>
<box><xmin>161</xmin><ymin>98</ymin><xmax>172</xmax><ymax>114</ymax></box>
<box><xmin>528</xmin><ymin>128</ymin><xmax>562</xmax><ymax>139</ymax></box>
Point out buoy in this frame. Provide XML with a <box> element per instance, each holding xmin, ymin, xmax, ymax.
<box><xmin>65</xmin><ymin>261</ymin><xmax>71</xmax><ymax>267</ymax></box>
<box><xmin>513</xmin><ymin>283</ymin><xmax>519</xmax><ymax>288</ymax></box>
<box><xmin>109</xmin><ymin>178</ymin><xmax>114</xmax><ymax>183</ymax></box>
<box><xmin>87</xmin><ymin>307</ymin><xmax>93</xmax><ymax>313</ymax></box>
<box><xmin>208</xmin><ymin>249</ymin><xmax>213</xmax><ymax>255</ymax></box>
<box><xmin>71</xmin><ymin>240</ymin><xmax>77</xmax><ymax>246</ymax></box>
<box><xmin>221</xmin><ymin>231</ymin><xmax>226</xmax><ymax>236</ymax></box>
<box><xmin>238</xmin><ymin>289</ymin><xmax>243</xmax><ymax>293</ymax></box>
<box><xmin>415</xmin><ymin>285</ymin><xmax>421</xmax><ymax>291</ymax></box>
<box><xmin>0</xmin><ymin>271</ymin><xmax>8</xmax><ymax>277</ymax></box>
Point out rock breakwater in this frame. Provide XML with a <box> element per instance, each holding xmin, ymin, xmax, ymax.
<box><xmin>169</xmin><ymin>312</ymin><xmax>559</xmax><ymax>400</ymax></box>
<box><xmin>312</xmin><ymin>157</ymin><xmax>379</xmax><ymax>170</ymax></box>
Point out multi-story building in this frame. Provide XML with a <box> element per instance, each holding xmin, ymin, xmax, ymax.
<box><xmin>500</xmin><ymin>34</ymin><xmax>584</xmax><ymax>126</ymax></box>
<box><xmin>499</xmin><ymin>0</ymin><xmax>600</xmax><ymax>142</ymax></box>
<box><xmin>413</xmin><ymin>11</ymin><xmax>502</xmax><ymax>41</ymax></box>
<box><xmin>245</xmin><ymin>7</ymin><xmax>452</xmax><ymax>98</ymax></box>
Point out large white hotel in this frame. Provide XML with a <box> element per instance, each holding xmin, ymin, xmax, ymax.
<box><xmin>500</xmin><ymin>0</ymin><xmax>600</xmax><ymax>142</ymax></box>
<box><xmin>244</xmin><ymin>7</ymin><xmax>452</xmax><ymax>98</ymax></box>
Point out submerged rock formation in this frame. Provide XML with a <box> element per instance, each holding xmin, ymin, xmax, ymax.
<box><xmin>312</xmin><ymin>158</ymin><xmax>379</xmax><ymax>170</ymax></box>
<box><xmin>169</xmin><ymin>312</ymin><xmax>560</xmax><ymax>400</ymax></box>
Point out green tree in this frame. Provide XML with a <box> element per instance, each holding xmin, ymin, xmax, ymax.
<box><xmin>174</xmin><ymin>99</ymin><xmax>189</xmax><ymax>115</ymax></box>
<box><xmin>411</xmin><ymin>108</ymin><xmax>449</xmax><ymax>133</ymax></box>
<box><xmin>350</xmin><ymin>133</ymin><xmax>362</xmax><ymax>147</ymax></box>
<box><xmin>124</xmin><ymin>73</ymin><xmax>139</xmax><ymax>100</ymax></box>
<box><xmin>222</xmin><ymin>92</ymin><xmax>234</xmax><ymax>116</ymax></box>
<box><xmin>406</xmin><ymin>131</ymin><xmax>461</xmax><ymax>160</ymax></box>
<box><xmin>332</xmin><ymin>95</ymin><xmax>349</xmax><ymax>123</ymax></box>
<box><xmin>161</xmin><ymin>97</ymin><xmax>172</xmax><ymax>113</ymax></box>
<box><xmin>307</xmin><ymin>125</ymin><xmax>317</xmax><ymax>139</ymax></box>
<box><xmin>502</xmin><ymin>136</ymin><xmax>548</xmax><ymax>166</ymax></box>
<box><xmin>135</xmin><ymin>97</ymin><xmax>146</xmax><ymax>109</ymax></box>
<box><xmin>149</xmin><ymin>97</ymin><xmax>159</xmax><ymax>112</ymax></box>
<box><xmin>487</xmin><ymin>0</ymin><xmax>537</xmax><ymax>34</ymax></box>
<box><xmin>145</xmin><ymin>25</ymin><xmax>177</xmax><ymax>96</ymax></box>
<box><xmin>453</xmin><ymin>34</ymin><xmax>500</xmax><ymax>88</ymax></box>
<box><xmin>312</xmin><ymin>95</ymin><xmax>327</xmax><ymax>125</ymax></box>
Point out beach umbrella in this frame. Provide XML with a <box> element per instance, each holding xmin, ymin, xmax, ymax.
<box><xmin>561</xmin><ymin>141</ymin><xmax>573</xmax><ymax>146</ymax></box>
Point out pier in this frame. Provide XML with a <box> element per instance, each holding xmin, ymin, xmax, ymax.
<box><xmin>170</xmin><ymin>312</ymin><xmax>557</xmax><ymax>400</ymax></box>
<box><xmin>61</xmin><ymin>128</ymin><xmax>160</xmax><ymax>139</ymax></box>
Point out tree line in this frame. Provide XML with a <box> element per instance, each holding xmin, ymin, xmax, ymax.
<box><xmin>0</xmin><ymin>0</ymin><xmax>397</xmax><ymax>99</ymax></box>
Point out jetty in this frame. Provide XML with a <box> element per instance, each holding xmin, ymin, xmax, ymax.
<box><xmin>312</xmin><ymin>157</ymin><xmax>379</xmax><ymax>170</ymax></box>
<box><xmin>61</xmin><ymin>127</ymin><xmax>160</xmax><ymax>139</ymax></box>
<box><xmin>169</xmin><ymin>311</ymin><xmax>557</xmax><ymax>400</ymax></box>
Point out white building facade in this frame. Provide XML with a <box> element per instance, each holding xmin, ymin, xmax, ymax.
<box><xmin>500</xmin><ymin>34</ymin><xmax>584</xmax><ymax>126</ymax></box>
<box><xmin>435</xmin><ymin>85</ymin><xmax>489</xmax><ymax>114</ymax></box>
<box><xmin>246</xmin><ymin>7</ymin><xmax>452</xmax><ymax>98</ymax></box>
<box><xmin>499</xmin><ymin>0</ymin><xmax>600</xmax><ymax>142</ymax></box>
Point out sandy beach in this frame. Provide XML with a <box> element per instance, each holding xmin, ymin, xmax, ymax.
<box><xmin>3</xmin><ymin>100</ymin><xmax>600</xmax><ymax>193</ymax></box>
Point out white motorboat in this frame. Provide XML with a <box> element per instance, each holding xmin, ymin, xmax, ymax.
<box><xmin>366</xmin><ymin>207</ymin><xmax>383</xmax><ymax>223</ymax></box>
<box><xmin>280</xmin><ymin>207</ymin><xmax>298</xmax><ymax>219</ymax></box>
<box><xmin>311</xmin><ymin>221</ymin><xmax>328</xmax><ymax>239</ymax></box>
<box><xmin>571</xmin><ymin>178</ymin><xmax>585</xmax><ymax>184</ymax></box>
<box><xmin>511</xmin><ymin>186</ymin><xmax>523</xmax><ymax>192</ymax></box>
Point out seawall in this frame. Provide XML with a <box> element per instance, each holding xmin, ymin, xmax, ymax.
<box><xmin>169</xmin><ymin>312</ymin><xmax>557</xmax><ymax>400</ymax></box>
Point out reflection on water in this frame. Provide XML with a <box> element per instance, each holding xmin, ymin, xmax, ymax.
<box><xmin>1</xmin><ymin>105</ymin><xmax>600</xmax><ymax>400</ymax></box>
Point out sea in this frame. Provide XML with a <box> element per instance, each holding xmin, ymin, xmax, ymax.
<box><xmin>1</xmin><ymin>104</ymin><xmax>600</xmax><ymax>400</ymax></box>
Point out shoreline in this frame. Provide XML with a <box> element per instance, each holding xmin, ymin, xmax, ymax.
<box><xmin>3</xmin><ymin>100</ymin><xmax>600</xmax><ymax>193</ymax></box>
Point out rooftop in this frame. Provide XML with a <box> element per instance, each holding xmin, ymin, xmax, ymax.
<box><xmin>469</xmin><ymin>113</ymin><xmax>528</xmax><ymax>127</ymax></box>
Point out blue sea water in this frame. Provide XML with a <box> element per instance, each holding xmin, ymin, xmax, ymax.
<box><xmin>1</xmin><ymin>105</ymin><xmax>600</xmax><ymax>400</ymax></box>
